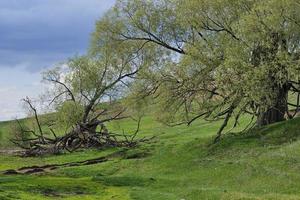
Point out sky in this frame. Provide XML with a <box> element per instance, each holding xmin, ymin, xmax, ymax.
<box><xmin>0</xmin><ymin>0</ymin><xmax>115</xmax><ymax>121</ymax></box>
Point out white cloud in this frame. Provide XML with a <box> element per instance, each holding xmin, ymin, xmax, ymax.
<box><xmin>0</xmin><ymin>1</ymin><xmax>116</xmax><ymax>121</ymax></box>
<box><xmin>0</xmin><ymin>67</ymin><xmax>43</xmax><ymax>121</ymax></box>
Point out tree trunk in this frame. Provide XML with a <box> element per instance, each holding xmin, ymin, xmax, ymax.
<box><xmin>257</xmin><ymin>85</ymin><xmax>288</xmax><ymax>126</ymax></box>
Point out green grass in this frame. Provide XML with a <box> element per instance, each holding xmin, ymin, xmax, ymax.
<box><xmin>0</xmin><ymin>121</ymin><xmax>14</xmax><ymax>149</ymax></box>
<box><xmin>1</xmin><ymin>115</ymin><xmax>300</xmax><ymax>199</ymax></box>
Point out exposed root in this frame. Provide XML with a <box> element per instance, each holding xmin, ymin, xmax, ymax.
<box><xmin>2</xmin><ymin>149</ymin><xmax>150</xmax><ymax>175</ymax></box>
<box><xmin>2</xmin><ymin>151</ymin><xmax>117</xmax><ymax>175</ymax></box>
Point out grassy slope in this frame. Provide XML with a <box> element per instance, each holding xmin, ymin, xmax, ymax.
<box><xmin>1</xmin><ymin>116</ymin><xmax>300</xmax><ymax>199</ymax></box>
<box><xmin>0</xmin><ymin>120</ymin><xmax>16</xmax><ymax>149</ymax></box>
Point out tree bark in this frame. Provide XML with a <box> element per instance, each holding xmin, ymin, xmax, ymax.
<box><xmin>257</xmin><ymin>85</ymin><xmax>289</xmax><ymax>126</ymax></box>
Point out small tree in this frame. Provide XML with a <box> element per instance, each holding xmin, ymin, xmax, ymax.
<box><xmin>11</xmin><ymin>32</ymin><xmax>156</xmax><ymax>156</ymax></box>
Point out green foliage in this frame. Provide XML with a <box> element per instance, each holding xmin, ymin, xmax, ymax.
<box><xmin>91</xmin><ymin>0</ymin><xmax>300</xmax><ymax>130</ymax></box>
<box><xmin>8</xmin><ymin>120</ymin><xmax>33</xmax><ymax>149</ymax></box>
<box><xmin>56</xmin><ymin>101</ymin><xmax>84</xmax><ymax>129</ymax></box>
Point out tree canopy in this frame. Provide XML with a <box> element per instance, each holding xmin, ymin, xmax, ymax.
<box><xmin>90</xmin><ymin>0</ymin><xmax>300</xmax><ymax>141</ymax></box>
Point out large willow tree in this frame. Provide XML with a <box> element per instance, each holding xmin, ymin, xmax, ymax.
<box><xmin>92</xmin><ymin>0</ymin><xmax>300</xmax><ymax>141</ymax></box>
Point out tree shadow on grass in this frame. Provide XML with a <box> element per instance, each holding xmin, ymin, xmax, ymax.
<box><xmin>92</xmin><ymin>175</ymin><xmax>158</xmax><ymax>187</ymax></box>
<box><xmin>206</xmin><ymin>117</ymin><xmax>300</xmax><ymax>155</ymax></box>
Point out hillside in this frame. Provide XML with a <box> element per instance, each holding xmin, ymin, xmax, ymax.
<box><xmin>0</xmin><ymin>121</ymin><xmax>14</xmax><ymax>149</ymax></box>
<box><xmin>0</xmin><ymin>116</ymin><xmax>300</xmax><ymax>199</ymax></box>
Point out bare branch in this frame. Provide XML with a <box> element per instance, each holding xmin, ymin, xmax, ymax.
<box><xmin>23</xmin><ymin>97</ymin><xmax>45</xmax><ymax>144</ymax></box>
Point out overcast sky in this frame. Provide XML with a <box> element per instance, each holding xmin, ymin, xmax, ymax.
<box><xmin>0</xmin><ymin>0</ymin><xmax>115</xmax><ymax>121</ymax></box>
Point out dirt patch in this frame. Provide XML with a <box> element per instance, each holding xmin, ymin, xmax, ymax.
<box><xmin>24</xmin><ymin>168</ymin><xmax>46</xmax><ymax>174</ymax></box>
<box><xmin>1</xmin><ymin>150</ymin><xmax>128</xmax><ymax>175</ymax></box>
<box><xmin>41</xmin><ymin>189</ymin><xmax>62</xmax><ymax>197</ymax></box>
<box><xmin>2</xmin><ymin>156</ymin><xmax>108</xmax><ymax>175</ymax></box>
<box><xmin>3</xmin><ymin>169</ymin><xmax>19</xmax><ymax>175</ymax></box>
<box><xmin>2</xmin><ymin>149</ymin><xmax>150</xmax><ymax>175</ymax></box>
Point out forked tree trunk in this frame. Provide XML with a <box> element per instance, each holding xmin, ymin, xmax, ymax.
<box><xmin>257</xmin><ymin>85</ymin><xmax>289</xmax><ymax>126</ymax></box>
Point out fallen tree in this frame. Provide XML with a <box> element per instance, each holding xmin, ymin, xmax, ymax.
<box><xmin>11</xmin><ymin>37</ymin><xmax>155</xmax><ymax>156</ymax></box>
<box><xmin>11</xmin><ymin>102</ymin><xmax>147</xmax><ymax>156</ymax></box>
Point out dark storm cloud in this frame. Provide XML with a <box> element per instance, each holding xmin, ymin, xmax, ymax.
<box><xmin>0</xmin><ymin>0</ymin><xmax>115</xmax><ymax>72</ymax></box>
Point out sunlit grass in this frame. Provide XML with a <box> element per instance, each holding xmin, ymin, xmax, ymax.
<box><xmin>1</xmin><ymin>115</ymin><xmax>300</xmax><ymax>199</ymax></box>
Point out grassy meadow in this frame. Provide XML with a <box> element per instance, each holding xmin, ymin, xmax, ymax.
<box><xmin>0</xmin><ymin>115</ymin><xmax>300</xmax><ymax>199</ymax></box>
